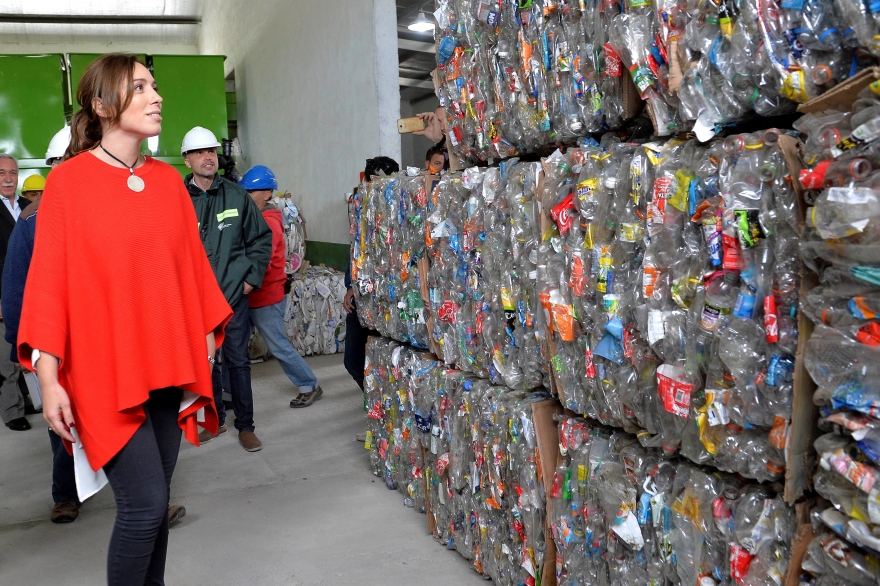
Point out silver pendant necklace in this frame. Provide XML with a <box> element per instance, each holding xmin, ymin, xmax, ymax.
<box><xmin>99</xmin><ymin>144</ymin><xmax>145</xmax><ymax>192</ymax></box>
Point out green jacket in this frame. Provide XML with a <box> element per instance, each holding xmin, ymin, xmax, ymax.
<box><xmin>186</xmin><ymin>173</ymin><xmax>272</xmax><ymax>307</ymax></box>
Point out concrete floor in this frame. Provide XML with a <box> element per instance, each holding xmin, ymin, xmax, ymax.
<box><xmin>0</xmin><ymin>354</ymin><xmax>486</xmax><ymax>585</ymax></box>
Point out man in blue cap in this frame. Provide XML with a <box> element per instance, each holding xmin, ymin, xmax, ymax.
<box><xmin>240</xmin><ymin>165</ymin><xmax>323</xmax><ymax>408</ymax></box>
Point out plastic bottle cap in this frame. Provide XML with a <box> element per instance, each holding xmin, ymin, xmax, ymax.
<box><xmin>819</xmin><ymin>128</ymin><xmax>841</xmax><ymax>147</ymax></box>
<box><xmin>763</xmin><ymin>128</ymin><xmax>780</xmax><ymax>146</ymax></box>
<box><xmin>851</xmin><ymin>158</ymin><xmax>871</xmax><ymax>180</ymax></box>
<box><xmin>819</xmin><ymin>28</ymin><xmax>840</xmax><ymax>46</ymax></box>
<box><xmin>811</xmin><ymin>65</ymin><xmax>833</xmax><ymax>85</ymax></box>
<box><xmin>700</xmin><ymin>577</ymin><xmax>716</xmax><ymax>586</ymax></box>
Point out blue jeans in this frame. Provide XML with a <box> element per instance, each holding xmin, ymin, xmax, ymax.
<box><xmin>250</xmin><ymin>299</ymin><xmax>318</xmax><ymax>392</ymax></box>
<box><xmin>104</xmin><ymin>388</ymin><xmax>182</xmax><ymax>586</ymax></box>
<box><xmin>48</xmin><ymin>428</ymin><xmax>77</xmax><ymax>504</ymax></box>
<box><xmin>212</xmin><ymin>295</ymin><xmax>255</xmax><ymax>432</ymax></box>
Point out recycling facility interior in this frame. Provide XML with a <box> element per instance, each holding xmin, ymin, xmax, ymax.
<box><xmin>2</xmin><ymin>0</ymin><xmax>880</xmax><ymax>586</ymax></box>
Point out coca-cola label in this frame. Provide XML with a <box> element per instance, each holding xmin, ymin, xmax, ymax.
<box><xmin>764</xmin><ymin>295</ymin><xmax>779</xmax><ymax>343</ymax></box>
<box><xmin>730</xmin><ymin>544</ymin><xmax>754</xmax><ymax>583</ymax></box>
<box><xmin>604</xmin><ymin>44</ymin><xmax>623</xmax><ymax>77</ymax></box>
<box><xmin>657</xmin><ymin>364</ymin><xmax>692</xmax><ymax>418</ymax></box>
<box><xmin>435</xmin><ymin>452</ymin><xmax>451</xmax><ymax>475</ymax></box>
<box><xmin>603</xmin><ymin>43</ymin><xmax>623</xmax><ymax>77</ymax></box>
<box><xmin>437</xmin><ymin>301</ymin><xmax>456</xmax><ymax>323</ymax></box>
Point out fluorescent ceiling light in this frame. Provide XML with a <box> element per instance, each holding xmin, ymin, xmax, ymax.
<box><xmin>407</xmin><ymin>13</ymin><xmax>434</xmax><ymax>32</ymax></box>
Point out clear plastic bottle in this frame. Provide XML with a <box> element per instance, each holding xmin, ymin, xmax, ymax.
<box><xmin>807</xmin><ymin>186</ymin><xmax>880</xmax><ymax>239</ymax></box>
<box><xmin>700</xmin><ymin>272</ymin><xmax>740</xmax><ymax>332</ymax></box>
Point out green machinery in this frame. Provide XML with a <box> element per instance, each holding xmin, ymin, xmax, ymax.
<box><xmin>0</xmin><ymin>53</ymin><xmax>228</xmax><ymax>187</ymax></box>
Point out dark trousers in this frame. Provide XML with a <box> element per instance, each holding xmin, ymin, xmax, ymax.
<box><xmin>344</xmin><ymin>306</ymin><xmax>376</xmax><ymax>391</ymax></box>
<box><xmin>212</xmin><ymin>295</ymin><xmax>254</xmax><ymax>431</ymax></box>
<box><xmin>48</xmin><ymin>428</ymin><xmax>77</xmax><ymax>504</ymax></box>
<box><xmin>104</xmin><ymin>389</ymin><xmax>182</xmax><ymax>586</ymax></box>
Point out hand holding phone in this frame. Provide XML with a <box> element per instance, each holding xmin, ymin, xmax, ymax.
<box><xmin>398</xmin><ymin>117</ymin><xmax>427</xmax><ymax>134</ymax></box>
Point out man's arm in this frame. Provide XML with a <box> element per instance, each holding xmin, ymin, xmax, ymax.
<box><xmin>241</xmin><ymin>195</ymin><xmax>273</xmax><ymax>290</ymax></box>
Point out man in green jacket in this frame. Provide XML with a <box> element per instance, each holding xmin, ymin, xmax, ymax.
<box><xmin>182</xmin><ymin>127</ymin><xmax>272</xmax><ymax>452</ymax></box>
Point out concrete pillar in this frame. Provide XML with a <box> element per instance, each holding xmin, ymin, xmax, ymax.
<box><xmin>373</xmin><ymin>0</ymin><xmax>402</xmax><ymax>164</ymax></box>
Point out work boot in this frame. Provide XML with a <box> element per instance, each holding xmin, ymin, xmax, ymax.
<box><xmin>198</xmin><ymin>424</ymin><xmax>227</xmax><ymax>444</ymax></box>
<box><xmin>50</xmin><ymin>501</ymin><xmax>79</xmax><ymax>524</ymax></box>
<box><xmin>239</xmin><ymin>430</ymin><xmax>262</xmax><ymax>452</ymax></box>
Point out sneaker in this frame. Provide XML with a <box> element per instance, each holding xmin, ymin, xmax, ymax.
<box><xmin>50</xmin><ymin>500</ymin><xmax>79</xmax><ymax>524</ymax></box>
<box><xmin>168</xmin><ymin>504</ymin><xmax>186</xmax><ymax>527</ymax></box>
<box><xmin>239</xmin><ymin>430</ymin><xmax>262</xmax><ymax>452</ymax></box>
<box><xmin>198</xmin><ymin>424</ymin><xmax>227</xmax><ymax>445</ymax></box>
<box><xmin>290</xmin><ymin>385</ymin><xmax>323</xmax><ymax>408</ymax></box>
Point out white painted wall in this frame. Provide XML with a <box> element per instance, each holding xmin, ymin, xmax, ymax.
<box><xmin>201</xmin><ymin>0</ymin><xmax>401</xmax><ymax>245</ymax></box>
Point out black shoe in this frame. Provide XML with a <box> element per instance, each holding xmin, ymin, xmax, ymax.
<box><xmin>6</xmin><ymin>417</ymin><xmax>31</xmax><ymax>431</ymax></box>
<box><xmin>25</xmin><ymin>404</ymin><xmax>42</xmax><ymax>415</ymax></box>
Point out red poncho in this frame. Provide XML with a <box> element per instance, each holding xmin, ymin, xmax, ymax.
<box><xmin>18</xmin><ymin>153</ymin><xmax>232</xmax><ymax>471</ymax></box>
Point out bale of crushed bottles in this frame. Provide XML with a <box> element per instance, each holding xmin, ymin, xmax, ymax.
<box><xmin>795</xmin><ymin>87</ymin><xmax>880</xmax><ymax>579</ymax></box>
<box><xmin>283</xmin><ymin>266</ymin><xmax>347</xmax><ymax>355</ymax></box>
<box><xmin>419</xmin><ymin>372</ymin><xmax>560</xmax><ymax>586</ymax></box>
<box><xmin>423</xmin><ymin>161</ymin><xmax>552</xmax><ymax>390</ymax></box>
<box><xmin>363</xmin><ymin>337</ymin><xmax>440</xmax><ymax>513</ymax></box>
<box><xmin>433</xmin><ymin>0</ymin><xmax>880</xmax><ymax>157</ymax></box>
<box><xmin>539</xmin><ymin>131</ymin><xmax>805</xmax><ymax>488</ymax></box>
<box><xmin>363</xmin><ymin>335</ymin><xmax>561</xmax><ymax>585</ymax></box>
<box><xmin>350</xmin><ymin>173</ymin><xmax>434</xmax><ymax>349</ymax></box>
<box><xmin>548</xmin><ymin>414</ymin><xmax>797</xmax><ymax>586</ymax></box>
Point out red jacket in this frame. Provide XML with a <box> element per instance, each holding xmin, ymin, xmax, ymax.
<box><xmin>249</xmin><ymin>207</ymin><xmax>286</xmax><ymax>308</ymax></box>
<box><xmin>18</xmin><ymin>154</ymin><xmax>232</xmax><ymax>470</ymax></box>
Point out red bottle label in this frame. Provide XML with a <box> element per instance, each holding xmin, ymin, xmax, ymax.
<box><xmin>764</xmin><ymin>295</ymin><xmax>779</xmax><ymax>343</ymax></box>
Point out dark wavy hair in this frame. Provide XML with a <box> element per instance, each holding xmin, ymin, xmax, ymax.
<box><xmin>364</xmin><ymin>156</ymin><xmax>399</xmax><ymax>180</ymax></box>
<box><xmin>66</xmin><ymin>53</ymin><xmax>142</xmax><ymax>160</ymax></box>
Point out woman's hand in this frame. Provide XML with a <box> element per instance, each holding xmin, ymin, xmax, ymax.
<box><xmin>37</xmin><ymin>352</ymin><xmax>75</xmax><ymax>442</ymax></box>
<box><xmin>343</xmin><ymin>288</ymin><xmax>355</xmax><ymax>314</ymax></box>
<box><xmin>43</xmin><ymin>382</ymin><xmax>74</xmax><ymax>442</ymax></box>
<box><xmin>413</xmin><ymin>112</ymin><xmax>444</xmax><ymax>144</ymax></box>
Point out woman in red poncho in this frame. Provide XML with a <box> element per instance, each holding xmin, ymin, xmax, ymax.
<box><xmin>18</xmin><ymin>54</ymin><xmax>232</xmax><ymax>586</ymax></box>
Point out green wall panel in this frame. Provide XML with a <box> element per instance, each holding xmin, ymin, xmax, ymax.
<box><xmin>0</xmin><ymin>54</ymin><xmax>66</xmax><ymax>162</ymax></box>
<box><xmin>150</xmin><ymin>55</ymin><xmax>227</xmax><ymax>161</ymax></box>
<box><xmin>68</xmin><ymin>53</ymin><xmax>147</xmax><ymax>111</ymax></box>
<box><xmin>304</xmin><ymin>241</ymin><xmax>349</xmax><ymax>272</ymax></box>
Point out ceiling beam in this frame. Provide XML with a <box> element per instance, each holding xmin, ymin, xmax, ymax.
<box><xmin>0</xmin><ymin>15</ymin><xmax>201</xmax><ymax>25</ymax></box>
<box><xmin>398</xmin><ymin>38</ymin><xmax>434</xmax><ymax>53</ymax></box>
<box><xmin>399</xmin><ymin>77</ymin><xmax>434</xmax><ymax>89</ymax></box>
<box><xmin>398</xmin><ymin>0</ymin><xmax>435</xmax><ymax>25</ymax></box>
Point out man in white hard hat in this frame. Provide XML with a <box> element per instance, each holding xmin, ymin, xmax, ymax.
<box><xmin>44</xmin><ymin>125</ymin><xmax>71</xmax><ymax>167</ymax></box>
<box><xmin>182</xmin><ymin>126</ymin><xmax>272</xmax><ymax>453</ymax></box>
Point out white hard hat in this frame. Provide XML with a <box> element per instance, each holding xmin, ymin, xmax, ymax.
<box><xmin>45</xmin><ymin>126</ymin><xmax>71</xmax><ymax>164</ymax></box>
<box><xmin>181</xmin><ymin>126</ymin><xmax>221</xmax><ymax>155</ymax></box>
